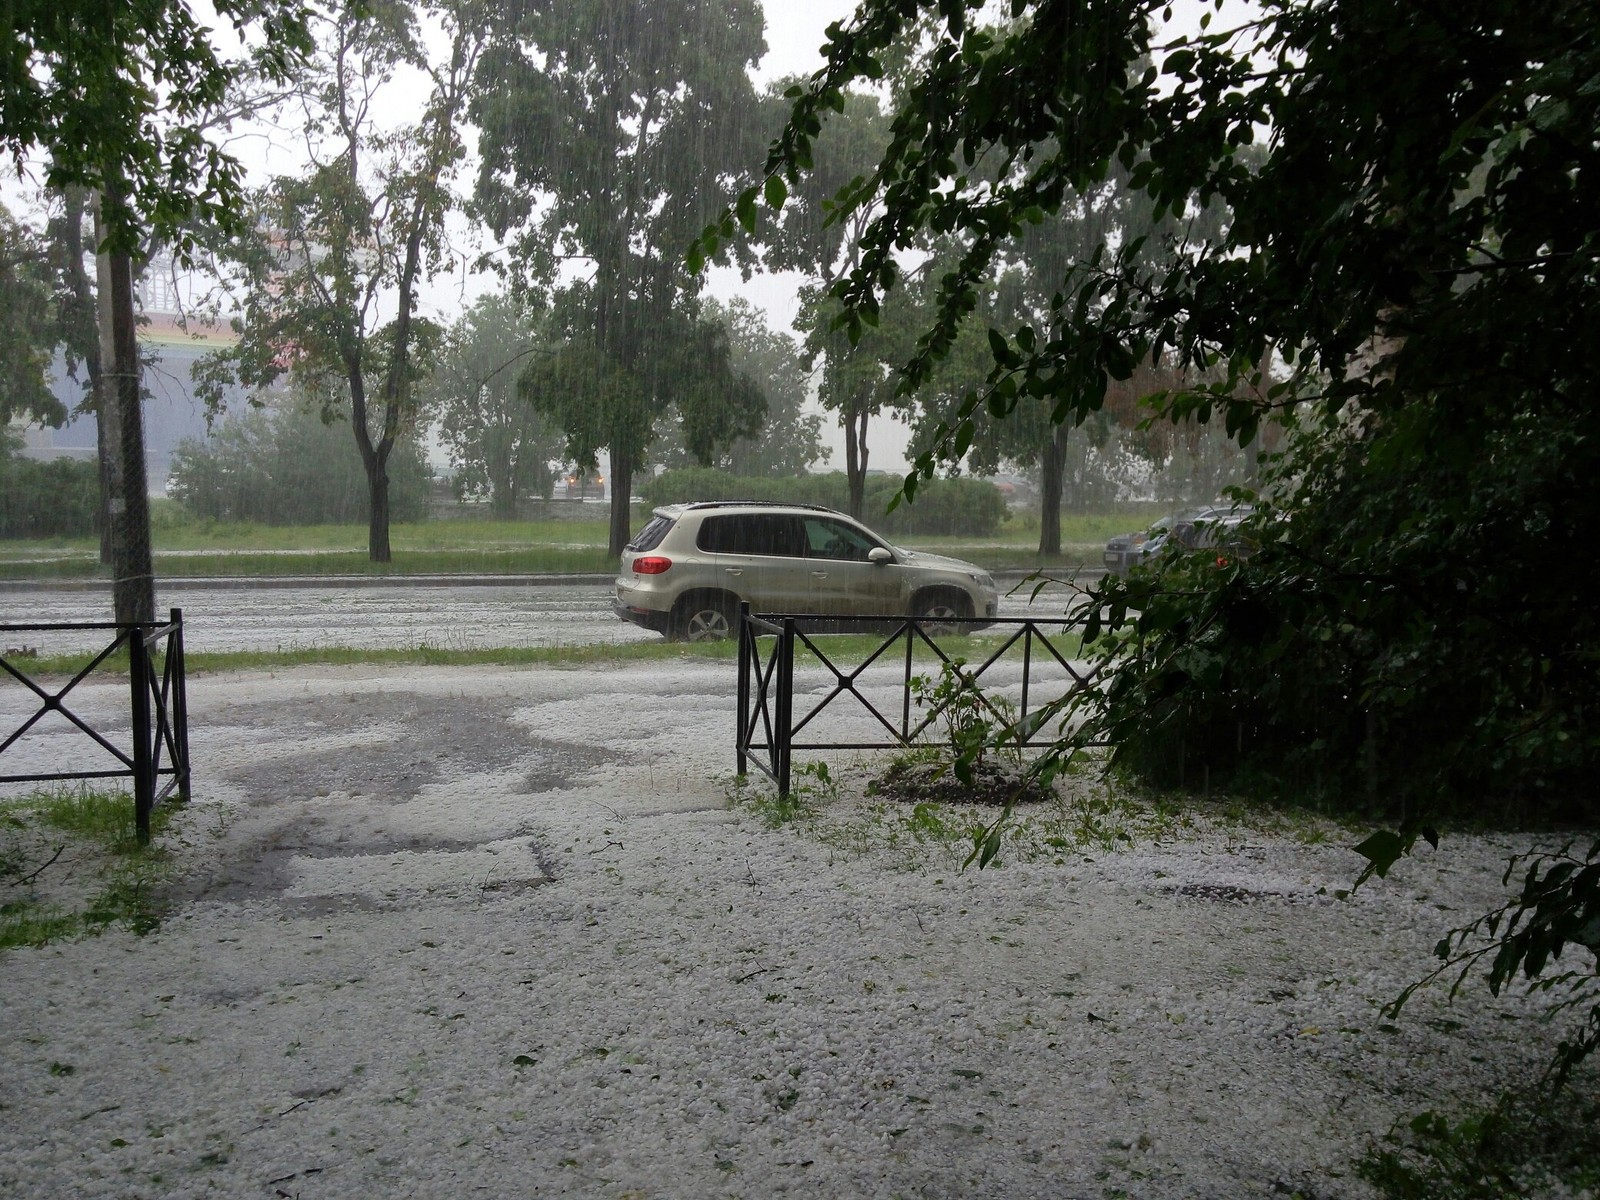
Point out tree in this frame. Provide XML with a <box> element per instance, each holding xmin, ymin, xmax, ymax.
<box><xmin>421</xmin><ymin>293</ymin><xmax>562</xmax><ymax>517</ymax></box>
<box><xmin>5</xmin><ymin>0</ymin><xmax>310</xmax><ymax>620</ymax></box>
<box><xmin>711</xmin><ymin>0</ymin><xmax>1600</xmax><ymax>1080</ymax></box>
<box><xmin>199</xmin><ymin>0</ymin><xmax>482</xmax><ymax>562</ymax></box>
<box><xmin>959</xmin><ymin>192</ymin><xmax>1205</xmax><ymax>553</ymax></box>
<box><xmin>717</xmin><ymin>0</ymin><xmax>1600</xmax><ymax>792</ymax></box>
<box><xmin>756</xmin><ymin>86</ymin><xmax>897</xmax><ymax>517</ymax></box>
<box><xmin>521</xmin><ymin>301</ymin><xmax>765</xmax><ymax>525</ymax></box>
<box><xmin>652</xmin><ymin>298</ymin><xmax>826</xmax><ymax>477</ymax></box>
<box><xmin>2</xmin><ymin>0</ymin><xmax>307</xmax><ymax>256</ymax></box>
<box><xmin>0</xmin><ymin>204</ymin><xmax>66</xmax><ymax>427</ymax></box>
<box><xmin>473</xmin><ymin>0</ymin><xmax>770</xmax><ymax>555</ymax></box>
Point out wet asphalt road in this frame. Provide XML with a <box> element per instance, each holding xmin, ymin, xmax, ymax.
<box><xmin>1</xmin><ymin>576</ymin><xmax>1086</xmax><ymax>654</ymax></box>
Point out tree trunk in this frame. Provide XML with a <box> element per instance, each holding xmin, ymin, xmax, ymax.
<box><xmin>493</xmin><ymin>484</ymin><xmax>517</xmax><ymax>522</ymax></box>
<box><xmin>347</xmin><ymin>364</ymin><xmax>393</xmax><ymax>563</ymax></box>
<box><xmin>95</xmin><ymin>193</ymin><xmax>154</xmax><ymax>624</ymax></box>
<box><xmin>1037</xmin><ymin>423</ymin><xmax>1067</xmax><ymax>557</ymax></box>
<box><xmin>366</xmin><ymin>457</ymin><xmax>392</xmax><ymax>562</ymax></box>
<box><xmin>608</xmin><ymin>447</ymin><xmax>634</xmax><ymax>558</ymax></box>
<box><xmin>844</xmin><ymin>402</ymin><xmax>868</xmax><ymax>519</ymax></box>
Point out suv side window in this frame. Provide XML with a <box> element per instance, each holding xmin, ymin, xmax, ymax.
<box><xmin>697</xmin><ymin>513</ymin><xmax>804</xmax><ymax>557</ymax></box>
<box><xmin>802</xmin><ymin>517</ymin><xmax>881</xmax><ymax>562</ymax></box>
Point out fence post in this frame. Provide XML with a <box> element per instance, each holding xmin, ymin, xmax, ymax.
<box><xmin>128</xmin><ymin>622</ymin><xmax>154</xmax><ymax>843</ymax></box>
<box><xmin>735</xmin><ymin>602</ymin><xmax>750</xmax><ymax>777</ymax></box>
<box><xmin>171</xmin><ymin>608</ymin><xmax>190</xmax><ymax>804</ymax></box>
<box><xmin>901</xmin><ymin>619</ymin><xmax>915</xmax><ymax>742</ymax></box>
<box><xmin>1020</xmin><ymin>624</ymin><xmax>1034</xmax><ymax>742</ymax></box>
<box><xmin>775</xmin><ymin>616</ymin><xmax>794</xmax><ymax>799</ymax></box>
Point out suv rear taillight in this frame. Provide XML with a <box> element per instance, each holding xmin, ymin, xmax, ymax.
<box><xmin>633</xmin><ymin>556</ymin><xmax>672</xmax><ymax>575</ymax></box>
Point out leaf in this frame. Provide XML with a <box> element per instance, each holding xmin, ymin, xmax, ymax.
<box><xmin>1352</xmin><ymin>829</ymin><xmax>1411</xmax><ymax>881</ymax></box>
<box><xmin>735</xmin><ymin>188</ymin><xmax>758</xmax><ymax>234</ymax></box>
<box><xmin>764</xmin><ymin>173</ymin><xmax>788</xmax><ymax>210</ymax></box>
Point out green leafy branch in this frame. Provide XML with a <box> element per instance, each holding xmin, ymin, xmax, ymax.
<box><xmin>1382</xmin><ymin>838</ymin><xmax>1600</xmax><ymax>1088</ymax></box>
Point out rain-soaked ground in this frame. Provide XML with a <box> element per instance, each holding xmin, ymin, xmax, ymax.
<box><xmin>0</xmin><ymin>658</ymin><xmax>1572</xmax><ymax>1199</ymax></box>
<box><xmin>3</xmin><ymin>582</ymin><xmax>654</xmax><ymax>653</ymax></box>
<box><xmin>1</xmin><ymin>577</ymin><xmax>1075</xmax><ymax>654</ymax></box>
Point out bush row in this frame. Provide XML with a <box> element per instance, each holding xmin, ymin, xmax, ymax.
<box><xmin>0</xmin><ymin>448</ymin><xmax>99</xmax><ymax>538</ymax></box>
<box><xmin>168</xmin><ymin>405</ymin><xmax>432</xmax><ymax>526</ymax></box>
<box><xmin>641</xmin><ymin>468</ymin><xmax>1008</xmax><ymax>538</ymax></box>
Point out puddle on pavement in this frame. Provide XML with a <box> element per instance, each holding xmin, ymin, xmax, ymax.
<box><xmin>175</xmin><ymin>691</ymin><xmax>600</xmax><ymax>910</ymax></box>
<box><xmin>221</xmin><ymin>691</ymin><xmax>616</xmax><ymax>803</ymax></box>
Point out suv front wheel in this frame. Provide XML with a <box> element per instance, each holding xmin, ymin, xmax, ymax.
<box><xmin>913</xmin><ymin>588</ymin><xmax>974</xmax><ymax>635</ymax></box>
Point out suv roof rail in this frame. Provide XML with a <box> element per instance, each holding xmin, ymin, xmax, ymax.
<box><xmin>677</xmin><ymin>500</ymin><xmax>840</xmax><ymax>514</ymax></box>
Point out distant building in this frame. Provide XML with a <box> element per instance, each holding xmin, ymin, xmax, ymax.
<box><xmin>18</xmin><ymin>256</ymin><xmax>253</xmax><ymax>494</ymax></box>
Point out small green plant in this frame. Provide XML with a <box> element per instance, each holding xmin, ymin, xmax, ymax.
<box><xmin>1359</xmin><ymin>1092</ymin><xmax>1600</xmax><ymax>1199</ymax></box>
<box><xmin>729</xmin><ymin>761</ymin><xmax>839</xmax><ymax>828</ymax></box>
<box><xmin>871</xmin><ymin>660</ymin><xmax>1050</xmax><ymax>815</ymax></box>
<box><xmin>0</xmin><ymin>787</ymin><xmax>174</xmax><ymax>950</ymax></box>
<box><xmin>910</xmin><ymin>658</ymin><xmax>1020</xmax><ymax>779</ymax></box>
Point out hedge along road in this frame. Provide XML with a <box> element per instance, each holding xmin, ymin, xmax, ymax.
<box><xmin>0</xmin><ymin>573</ymin><xmax>1088</xmax><ymax>655</ymax></box>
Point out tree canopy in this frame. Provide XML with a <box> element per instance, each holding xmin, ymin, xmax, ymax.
<box><xmin>710</xmin><ymin>0</ymin><xmax>1599</xmax><ymax>812</ymax></box>
<box><xmin>422</xmin><ymin>292</ymin><xmax>564</xmax><ymax>517</ymax></box>
<box><xmin>2</xmin><ymin>0</ymin><xmax>308</xmax><ymax>254</ymax></box>
<box><xmin>197</xmin><ymin>0</ymin><xmax>482</xmax><ymax>561</ymax></box>
<box><xmin>473</xmin><ymin>0</ymin><xmax>770</xmax><ymax>555</ymax></box>
<box><xmin>0</xmin><ymin>204</ymin><xmax>65</xmax><ymax>426</ymax></box>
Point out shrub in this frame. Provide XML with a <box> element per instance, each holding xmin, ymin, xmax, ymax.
<box><xmin>643</xmin><ymin>468</ymin><xmax>1007</xmax><ymax>538</ymax></box>
<box><xmin>169</xmin><ymin>404</ymin><xmax>432</xmax><ymax>526</ymax></box>
<box><xmin>0</xmin><ymin>434</ymin><xmax>99</xmax><ymax>539</ymax></box>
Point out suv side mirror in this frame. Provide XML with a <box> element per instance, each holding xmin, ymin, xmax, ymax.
<box><xmin>868</xmin><ymin>546</ymin><xmax>893</xmax><ymax>565</ymax></box>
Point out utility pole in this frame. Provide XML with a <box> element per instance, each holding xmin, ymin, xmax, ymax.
<box><xmin>93</xmin><ymin>191</ymin><xmax>155</xmax><ymax>625</ymax></box>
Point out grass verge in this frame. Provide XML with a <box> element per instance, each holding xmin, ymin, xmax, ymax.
<box><xmin>0</xmin><ymin>546</ymin><xmax>618</xmax><ymax>580</ymax></box>
<box><xmin>17</xmin><ymin>629</ymin><xmax>1056</xmax><ymax>676</ymax></box>
<box><xmin>0</xmin><ymin>508</ymin><xmax>1162</xmax><ymax>578</ymax></box>
<box><xmin>0</xmin><ymin>787</ymin><xmax>173</xmax><ymax>951</ymax></box>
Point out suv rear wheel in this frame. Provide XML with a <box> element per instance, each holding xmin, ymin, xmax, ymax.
<box><xmin>673</xmin><ymin>593</ymin><xmax>737</xmax><ymax>642</ymax></box>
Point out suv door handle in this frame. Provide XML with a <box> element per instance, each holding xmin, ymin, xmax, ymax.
<box><xmin>724</xmin><ymin>568</ymin><xmax>742</xmax><ymax>577</ymax></box>
<box><xmin>810</xmin><ymin>571</ymin><xmax>829</xmax><ymax>579</ymax></box>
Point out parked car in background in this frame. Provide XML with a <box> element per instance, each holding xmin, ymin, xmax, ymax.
<box><xmin>614</xmin><ymin>501</ymin><xmax>1000</xmax><ymax>641</ymax></box>
<box><xmin>1103</xmin><ymin>504</ymin><xmax>1254</xmax><ymax>575</ymax></box>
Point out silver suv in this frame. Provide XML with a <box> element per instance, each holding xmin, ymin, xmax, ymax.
<box><xmin>614</xmin><ymin>501</ymin><xmax>1000</xmax><ymax>641</ymax></box>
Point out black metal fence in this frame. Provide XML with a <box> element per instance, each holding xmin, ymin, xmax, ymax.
<box><xmin>1</xmin><ymin>608</ymin><xmax>190</xmax><ymax>842</ymax></box>
<box><xmin>735</xmin><ymin>604</ymin><xmax>1114</xmax><ymax>797</ymax></box>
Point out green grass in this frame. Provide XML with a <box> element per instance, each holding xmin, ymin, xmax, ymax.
<box><xmin>911</xmin><ymin>505</ymin><xmax>1166</xmax><ymax>571</ymax></box>
<box><xmin>16</xmin><ymin>627</ymin><xmax>1060</xmax><ymax>677</ymax></box>
<box><xmin>0</xmin><ymin>506</ymin><xmax>1164</xmax><ymax>578</ymax></box>
<box><xmin>0</xmin><ymin>787</ymin><xmax>173</xmax><ymax>951</ymax></box>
